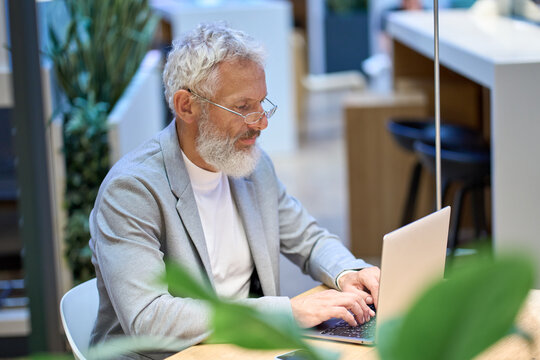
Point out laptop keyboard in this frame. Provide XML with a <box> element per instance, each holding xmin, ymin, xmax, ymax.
<box><xmin>320</xmin><ymin>317</ymin><xmax>376</xmax><ymax>338</ymax></box>
<box><xmin>320</xmin><ymin>304</ymin><xmax>376</xmax><ymax>339</ymax></box>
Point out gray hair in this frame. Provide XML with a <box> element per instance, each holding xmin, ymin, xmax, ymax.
<box><xmin>162</xmin><ymin>22</ymin><xmax>266</xmax><ymax>114</ymax></box>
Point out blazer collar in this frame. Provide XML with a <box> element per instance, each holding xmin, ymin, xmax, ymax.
<box><xmin>160</xmin><ymin>120</ymin><xmax>190</xmax><ymax>199</ymax></box>
<box><xmin>229</xmin><ymin>176</ymin><xmax>277</xmax><ymax>296</ymax></box>
<box><xmin>160</xmin><ymin>121</ymin><xmax>277</xmax><ymax>295</ymax></box>
<box><xmin>159</xmin><ymin>120</ymin><xmax>214</xmax><ymax>288</ymax></box>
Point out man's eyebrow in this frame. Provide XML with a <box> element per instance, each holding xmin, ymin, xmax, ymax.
<box><xmin>235</xmin><ymin>94</ymin><xmax>268</xmax><ymax>103</ymax></box>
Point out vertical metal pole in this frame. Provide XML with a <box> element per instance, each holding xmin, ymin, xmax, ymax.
<box><xmin>7</xmin><ymin>0</ymin><xmax>63</xmax><ymax>352</ymax></box>
<box><xmin>433</xmin><ymin>0</ymin><xmax>442</xmax><ymax>211</ymax></box>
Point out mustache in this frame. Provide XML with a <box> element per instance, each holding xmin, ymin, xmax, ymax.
<box><xmin>237</xmin><ymin>129</ymin><xmax>260</xmax><ymax>141</ymax></box>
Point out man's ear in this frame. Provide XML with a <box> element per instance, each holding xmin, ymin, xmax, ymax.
<box><xmin>173</xmin><ymin>89</ymin><xmax>198</xmax><ymax>124</ymax></box>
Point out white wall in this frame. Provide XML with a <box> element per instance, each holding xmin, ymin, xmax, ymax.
<box><xmin>108</xmin><ymin>50</ymin><xmax>165</xmax><ymax>164</ymax></box>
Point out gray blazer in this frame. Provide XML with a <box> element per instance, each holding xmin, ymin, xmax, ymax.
<box><xmin>89</xmin><ymin>120</ymin><xmax>370</xmax><ymax>357</ymax></box>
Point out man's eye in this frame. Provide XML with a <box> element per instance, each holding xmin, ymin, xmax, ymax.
<box><xmin>237</xmin><ymin>105</ymin><xmax>249</xmax><ymax>111</ymax></box>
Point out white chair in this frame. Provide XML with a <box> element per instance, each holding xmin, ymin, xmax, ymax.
<box><xmin>60</xmin><ymin>278</ymin><xmax>98</xmax><ymax>360</ymax></box>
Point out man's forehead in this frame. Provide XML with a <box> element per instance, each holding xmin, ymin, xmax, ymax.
<box><xmin>215</xmin><ymin>60</ymin><xmax>267</xmax><ymax>101</ymax></box>
<box><xmin>219</xmin><ymin>59</ymin><xmax>264</xmax><ymax>77</ymax></box>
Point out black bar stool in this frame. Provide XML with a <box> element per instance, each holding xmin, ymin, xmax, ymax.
<box><xmin>387</xmin><ymin>118</ymin><xmax>486</xmax><ymax>226</ymax></box>
<box><xmin>414</xmin><ymin>138</ymin><xmax>490</xmax><ymax>253</ymax></box>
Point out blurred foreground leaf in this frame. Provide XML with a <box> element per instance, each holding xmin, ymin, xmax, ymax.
<box><xmin>163</xmin><ymin>261</ymin><xmax>217</xmax><ymax>302</ymax></box>
<box><xmin>162</xmin><ymin>261</ymin><xmax>338</xmax><ymax>360</ymax></box>
<box><xmin>31</xmin><ymin>336</ymin><xmax>190</xmax><ymax>360</ymax></box>
<box><xmin>378</xmin><ymin>255</ymin><xmax>534</xmax><ymax>360</ymax></box>
<box><xmin>30</xmin><ymin>354</ymin><xmax>72</xmax><ymax>360</ymax></box>
<box><xmin>209</xmin><ymin>301</ymin><xmax>304</xmax><ymax>349</ymax></box>
<box><xmin>87</xmin><ymin>336</ymin><xmax>190</xmax><ymax>360</ymax></box>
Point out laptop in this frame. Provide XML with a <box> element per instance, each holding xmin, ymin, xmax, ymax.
<box><xmin>307</xmin><ymin>206</ymin><xmax>451</xmax><ymax>345</ymax></box>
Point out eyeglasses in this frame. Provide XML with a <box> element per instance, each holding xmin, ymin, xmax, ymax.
<box><xmin>188</xmin><ymin>90</ymin><xmax>277</xmax><ymax>125</ymax></box>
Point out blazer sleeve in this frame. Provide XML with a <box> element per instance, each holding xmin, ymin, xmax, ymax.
<box><xmin>90</xmin><ymin>174</ymin><xmax>212</xmax><ymax>345</ymax></box>
<box><xmin>269</xmin><ymin>161</ymin><xmax>372</xmax><ymax>288</ymax></box>
<box><xmin>90</xmin><ymin>173</ymin><xmax>295</xmax><ymax>347</ymax></box>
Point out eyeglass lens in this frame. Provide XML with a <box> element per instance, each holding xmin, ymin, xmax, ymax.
<box><xmin>244</xmin><ymin>99</ymin><xmax>276</xmax><ymax>124</ymax></box>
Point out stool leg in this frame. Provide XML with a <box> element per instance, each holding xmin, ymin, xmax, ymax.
<box><xmin>441</xmin><ymin>178</ymin><xmax>450</xmax><ymax>206</ymax></box>
<box><xmin>402</xmin><ymin>161</ymin><xmax>423</xmax><ymax>226</ymax></box>
<box><xmin>449</xmin><ymin>185</ymin><xmax>467</xmax><ymax>254</ymax></box>
<box><xmin>472</xmin><ymin>185</ymin><xmax>488</xmax><ymax>238</ymax></box>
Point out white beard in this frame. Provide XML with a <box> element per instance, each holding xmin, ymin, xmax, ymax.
<box><xmin>195</xmin><ymin>112</ymin><xmax>261</xmax><ymax>178</ymax></box>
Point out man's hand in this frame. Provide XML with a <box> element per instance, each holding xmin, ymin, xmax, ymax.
<box><xmin>338</xmin><ymin>267</ymin><xmax>381</xmax><ymax>309</ymax></box>
<box><xmin>290</xmin><ymin>289</ymin><xmax>375</xmax><ymax>328</ymax></box>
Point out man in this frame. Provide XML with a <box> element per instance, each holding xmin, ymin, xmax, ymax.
<box><xmin>89</xmin><ymin>23</ymin><xmax>380</xmax><ymax>358</ymax></box>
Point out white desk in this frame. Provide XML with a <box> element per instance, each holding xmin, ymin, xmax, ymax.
<box><xmin>387</xmin><ymin>10</ymin><xmax>540</xmax><ymax>287</ymax></box>
<box><xmin>151</xmin><ymin>0</ymin><xmax>297</xmax><ymax>154</ymax></box>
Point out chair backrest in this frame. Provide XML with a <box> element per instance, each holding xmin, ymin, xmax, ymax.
<box><xmin>60</xmin><ymin>278</ymin><xmax>98</xmax><ymax>360</ymax></box>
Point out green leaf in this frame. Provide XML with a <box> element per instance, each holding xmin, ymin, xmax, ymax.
<box><xmin>30</xmin><ymin>353</ymin><xmax>73</xmax><ymax>360</ymax></box>
<box><xmin>377</xmin><ymin>255</ymin><xmax>535</xmax><ymax>360</ymax></box>
<box><xmin>209</xmin><ymin>301</ymin><xmax>332</xmax><ymax>360</ymax></box>
<box><xmin>376</xmin><ymin>317</ymin><xmax>405</xmax><ymax>360</ymax></box>
<box><xmin>161</xmin><ymin>261</ymin><xmax>335</xmax><ymax>360</ymax></box>
<box><xmin>311</xmin><ymin>347</ymin><xmax>341</xmax><ymax>360</ymax></box>
<box><xmin>87</xmin><ymin>335</ymin><xmax>190</xmax><ymax>360</ymax></box>
<box><xmin>161</xmin><ymin>261</ymin><xmax>218</xmax><ymax>302</ymax></box>
<box><xmin>209</xmin><ymin>302</ymin><xmax>303</xmax><ymax>349</ymax></box>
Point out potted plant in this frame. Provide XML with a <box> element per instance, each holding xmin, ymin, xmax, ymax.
<box><xmin>47</xmin><ymin>0</ymin><xmax>158</xmax><ymax>283</ymax></box>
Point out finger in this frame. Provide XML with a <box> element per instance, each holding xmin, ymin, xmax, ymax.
<box><xmin>326</xmin><ymin>292</ymin><xmax>368</xmax><ymax>324</ymax></box>
<box><xmin>325</xmin><ymin>291</ymin><xmax>363</xmax><ymax>307</ymax></box>
<box><xmin>341</xmin><ymin>285</ymin><xmax>370</xmax><ymax>299</ymax></box>
<box><xmin>360</xmin><ymin>270</ymin><xmax>379</xmax><ymax>290</ymax></box>
<box><xmin>358</xmin><ymin>297</ymin><xmax>375</xmax><ymax>318</ymax></box>
<box><xmin>324</xmin><ymin>290</ymin><xmax>375</xmax><ymax>321</ymax></box>
<box><xmin>359</xmin><ymin>274</ymin><xmax>380</xmax><ymax>309</ymax></box>
<box><xmin>332</xmin><ymin>307</ymin><xmax>358</xmax><ymax>327</ymax></box>
<box><xmin>313</xmin><ymin>292</ymin><xmax>359</xmax><ymax>318</ymax></box>
<box><xmin>341</xmin><ymin>287</ymin><xmax>375</xmax><ymax>312</ymax></box>
<box><xmin>366</xmin><ymin>267</ymin><xmax>381</xmax><ymax>281</ymax></box>
<box><xmin>365</xmin><ymin>281</ymin><xmax>379</xmax><ymax>309</ymax></box>
<box><xmin>356</xmin><ymin>296</ymin><xmax>375</xmax><ymax>320</ymax></box>
<box><xmin>346</xmin><ymin>295</ymin><xmax>375</xmax><ymax>323</ymax></box>
<box><xmin>346</xmin><ymin>299</ymin><xmax>366</xmax><ymax>324</ymax></box>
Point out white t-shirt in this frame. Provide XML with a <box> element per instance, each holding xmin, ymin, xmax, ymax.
<box><xmin>181</xmin><ymin>151</ymin><xmax>254</xmax><ymax>299</ymax></box>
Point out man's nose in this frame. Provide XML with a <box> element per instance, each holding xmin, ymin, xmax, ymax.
<box><xmin>247</xmin><ymin>114</ymin><xmax>268</xmax><ymax>131</ymax></box>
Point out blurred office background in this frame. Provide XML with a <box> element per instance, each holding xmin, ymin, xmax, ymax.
<box><xmin>4</xmin><ymin>0</ymin><xmax>540</xmax><ymax>356</ymax></box>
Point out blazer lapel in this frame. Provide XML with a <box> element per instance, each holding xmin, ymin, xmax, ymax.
<box><xmin>159</xmin><ymin>120</ymin><xmax>214</xmax><ymax>287</ymax></box>
<box><xmin>229</xmin><ymin>176</ymin><xmax>278</xmax><ymax>296</ymax></box>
